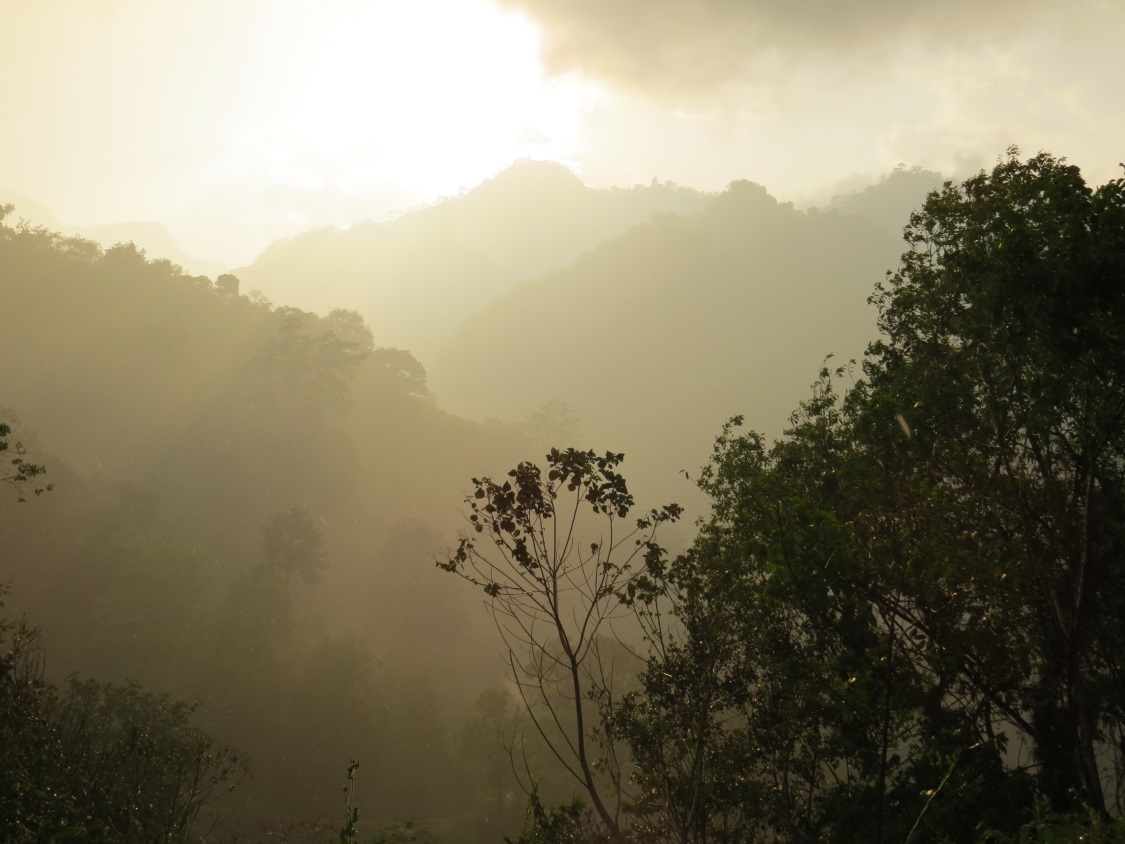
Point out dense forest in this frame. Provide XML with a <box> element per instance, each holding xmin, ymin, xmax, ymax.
<box><xmin>3</xmin><ymin>151</ymin><xmax>1125</xmax><ymax>843</ymax></box>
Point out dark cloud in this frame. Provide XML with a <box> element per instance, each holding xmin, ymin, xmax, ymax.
<box><xmin>499</xmin><ymin>0</ymin><xmax>1077</xmax><ymax>97</ymax></box>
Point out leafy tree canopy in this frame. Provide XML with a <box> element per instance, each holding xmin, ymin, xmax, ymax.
<box><xmin>617</xmin><ymin>150</ymin><xmax>1125</xmax><ymax>842</ymax></box>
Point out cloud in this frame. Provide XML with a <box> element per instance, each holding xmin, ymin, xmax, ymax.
<box><xmin>499</xmin><ymin>0</ymin><xmax>1094</xmax><ymax>98</ymax></box>
<box><xmin>517</xmin><ymin>126</ymin><xmax>553</xmax><ymax>145</ymax></box>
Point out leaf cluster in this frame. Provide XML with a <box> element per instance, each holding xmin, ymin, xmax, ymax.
<box><xmin>0</xmin><ymin>421</ymin><xmax>52</xmax><ymax>502</ymax></box>
<box><xmin>0</xmin><ymin>592</ymin><xmax>245</xmax><ymax>842</ymax></box>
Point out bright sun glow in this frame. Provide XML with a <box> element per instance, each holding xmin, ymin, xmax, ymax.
<box><xmin>242</xmin><ymin>0</ymin><xmax>586</xmax><ymax>198</ymax></box>
<box><xmin>0</xmin><ymin>0</ymin><xmax>596</xmax><ymax>262</ymax></box>
<box><xmin>7</xmin><ymin>0</ymin><xmax>1117</xmax><ymax>268</ymax></box>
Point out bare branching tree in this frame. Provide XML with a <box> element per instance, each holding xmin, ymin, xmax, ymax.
<box><xmin>439</xmin><ymin>448</ymin><xmax>681</xmax><ymax>836</ymax></box>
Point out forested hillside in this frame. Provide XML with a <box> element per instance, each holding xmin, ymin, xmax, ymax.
<box><xmin>3</xmin><ymin>153</ymin><xmax>1124</xmax><ymax>843</ymax></box>
<box><xmin>429</xmin><ymin>177</ymin><xmax>908</xmax><ymax>501</ymax></box>
<box><xmin>0</xmin><ymin>187</ymin><xmax>224</xmax><ymax>277</ymax></box>
<box><xmin>235</xmin><ymin>160</ymin><xmax>713</xmax><ymax>360</ymax></box>
<box><xmin>434</xmin><ymin>152</ymin><xmax>1125</xmax><ymax>844</ymax></box>
<box><xmin>0</xmin><ymin>205</ymin><xmax>556</xmax><ymax>838</ymax></box>
<box><xmin>5</xmin><ymin>0</ymin><xmax>1123</xmax><ymax>836</ymax></box>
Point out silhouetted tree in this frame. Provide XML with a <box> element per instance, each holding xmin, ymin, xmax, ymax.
<box><xmin>441</xmin><ymin>448</ymin><xmax>681</xmax><ymax>836</ymax></box>
<box><xmin>250</xmin><ymin>307</ymin><xmax>368</xmax><ymax>424</ymax></box>
<box><xmin>620</xmin><ymin>150</ymin><xmax>1125</xmax><ymax>842</ymax></box>
<box><xmin>0</xmin><ymin>419</ymin><xmax>50</xmax><ymax>503</ymax></box>
<box><xmin>261</xmin><ymin>505</ymin><xmax>328</xmax><ymax>588</ymax></box>
<box><xmin>0</xmin><ymin>588</ymin><xmax>245</xmax><ymax>842</ymax></box>
<box><xmin>215</xmin><ymin>273</ymin><xmax>240</xmax><ymax>297</ymax></box>
<box><xmin>367</xmin><ymin>348</ymin><xmax>429</xmax><ymax>398</ymax></box>
<box><xmin>325</xmin><ymin>308</ymin><xmax>375</xmax><ymax>354</ymax></box>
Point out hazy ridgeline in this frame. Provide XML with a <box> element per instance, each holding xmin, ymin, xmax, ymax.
<box><xmin>235</xmin><ymin>160</ymin><xmax>716</xmax><ymax>362</ymax></box>
<box><xmin>1</xmin><ymin>163</ymin><xmax>944</xmax><ymax>838</ymax></box>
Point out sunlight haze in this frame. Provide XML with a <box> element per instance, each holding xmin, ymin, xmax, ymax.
<box><xmin>2</xmin><ymin>0</ymin><xmax>1121</xmax><ymax>266</ymax></box>
<box><xmin>4</xmin><ymin>0</ymin><xmax>1125</xmax><ymax>839</ymax></box>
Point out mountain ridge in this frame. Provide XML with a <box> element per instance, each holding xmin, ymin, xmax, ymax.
<box><xmin>0</xmin><ymin>187</ymin><xmax>226</xmax><ymax>277</ymax></box>
<box><xmin>234</xmin><ymin>159</ymin><xmax>715</xmax><ymax>359</ymax></box>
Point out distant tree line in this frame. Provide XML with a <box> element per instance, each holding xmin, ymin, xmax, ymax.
<box><xmin>0</xmin><ymin>198</ymin><xmax>550</xmax><ymax>839</ymax></box>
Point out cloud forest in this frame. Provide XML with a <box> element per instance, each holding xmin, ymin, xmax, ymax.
<box><xmin>3</xmin><ymin>148</ymin><xmax>1124</xmax><ymax>843</ymax></box>
<box><xmin>3</xmin><ymin>2</ymin><xmax>1125</xmax><ymax>841</ymax></box>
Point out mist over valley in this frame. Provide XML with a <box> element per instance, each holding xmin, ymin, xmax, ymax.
<box><xmin>2</xmin><ymin>2</ymin><xmax>1124</xmax><ymax>841</ymax></box>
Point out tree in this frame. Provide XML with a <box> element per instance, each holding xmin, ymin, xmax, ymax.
<box><xmin>440</xmin><ymin>448</ymin><xmax>682</xmax><ymax>836</ymax></box>
<box><xmin>0</xmin><ymin>587</ymin><xmax>245</xmax><ymax>842</ymax></box>
<box><xmin>249</xmin><ymin>307</ymin><xmax>369</xmax><ymax>425</ymax></box>
<box><xmin>261</xmin><ymin>505</ymin><xmax>328</xmax><ymax>588</ymax></box>
<box><xmin>0</xmin><ymin>420</ymin><xmax>51</xmax><ymax>503</ymax></box>
<box><xmin>323</xmin><ymin>309</ymin><xmax>430</xmax><ymax>400</ymax></box>
<box><xmin>456</xmin><ymin>687</ymin><xmax>524</xmax><ymax>831</ymax></box>
<box><xmin>859</xmin><ymin>149</ymin><xmax>1125</xmax><ymax>818</ymax></box>
<box><xmin>324</xmin><ymin>308</ymin><xmax>375</xmax><ymax>355</ymax></box>
<box><xmin>215</xmin><ymin>273</ymin><xmax>240</xmax><ymax>298</ymax></box>
<box><xmin>621</xmin><ymin>150</ymin><xmax>1125</xmax><ymax>842</ymax></box>
<box><xmin>520</xmin><ymin>401</ymin><xmax>583</xmax><ymax>453</ymax></box>
<box><xmin>366</xmin><ymin>348</ymin><xmax>430</xmax><ymax>399</ymax></box>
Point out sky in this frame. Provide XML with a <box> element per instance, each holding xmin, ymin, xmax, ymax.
<box><xmin>2</xmin><ymin>0</ymin><xmax>1122</xmax><ymax>267</ymax></box>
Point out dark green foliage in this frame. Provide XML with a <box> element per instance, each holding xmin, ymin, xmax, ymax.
<box><xmin>339</xmin><ymin>760</ymin><xmax>360</xmax><ymax>843</ymax></box>
<box><xmin>505</xmin><ymin>790</ymin><xmax>602</xmax><ymax>844</ymax></box>
<box><xmin>616</xmin><ymin>151</ymin><xmax>1125</xmax><ymax>842</ymax></box>
<box><xmin>7</xmin><ymin>148</ymin><xmax>1124</xmax><ymax>842</ymax></box>
<box><xmin>979</xmin><ymin>802</ymin><xmax>1125</xmax><ymax>843</ymax></box>
<box><xmin>0</xmin><ymin>592</ymin><xmax>245</xmax><ymax>843</ymax></box>
<box><xmin>862</xmin><ymin>148</ymin><xmax>1125</xmax><ymax>817</ymax></box>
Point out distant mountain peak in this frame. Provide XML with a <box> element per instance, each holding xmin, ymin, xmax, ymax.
<box><xmin>704</xmin><ymin>179</ymin><xmax>781</xmax><ymax>219</ymax></box>
<box><xmin>472</xmin><ymin>159</ymin><xmax>586</xmax><ymax>199</ymax></box>
<box><xmin>827</xmin><ymin>166</ymin><xmax>945</xmax><ymax>233</ymax></box>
